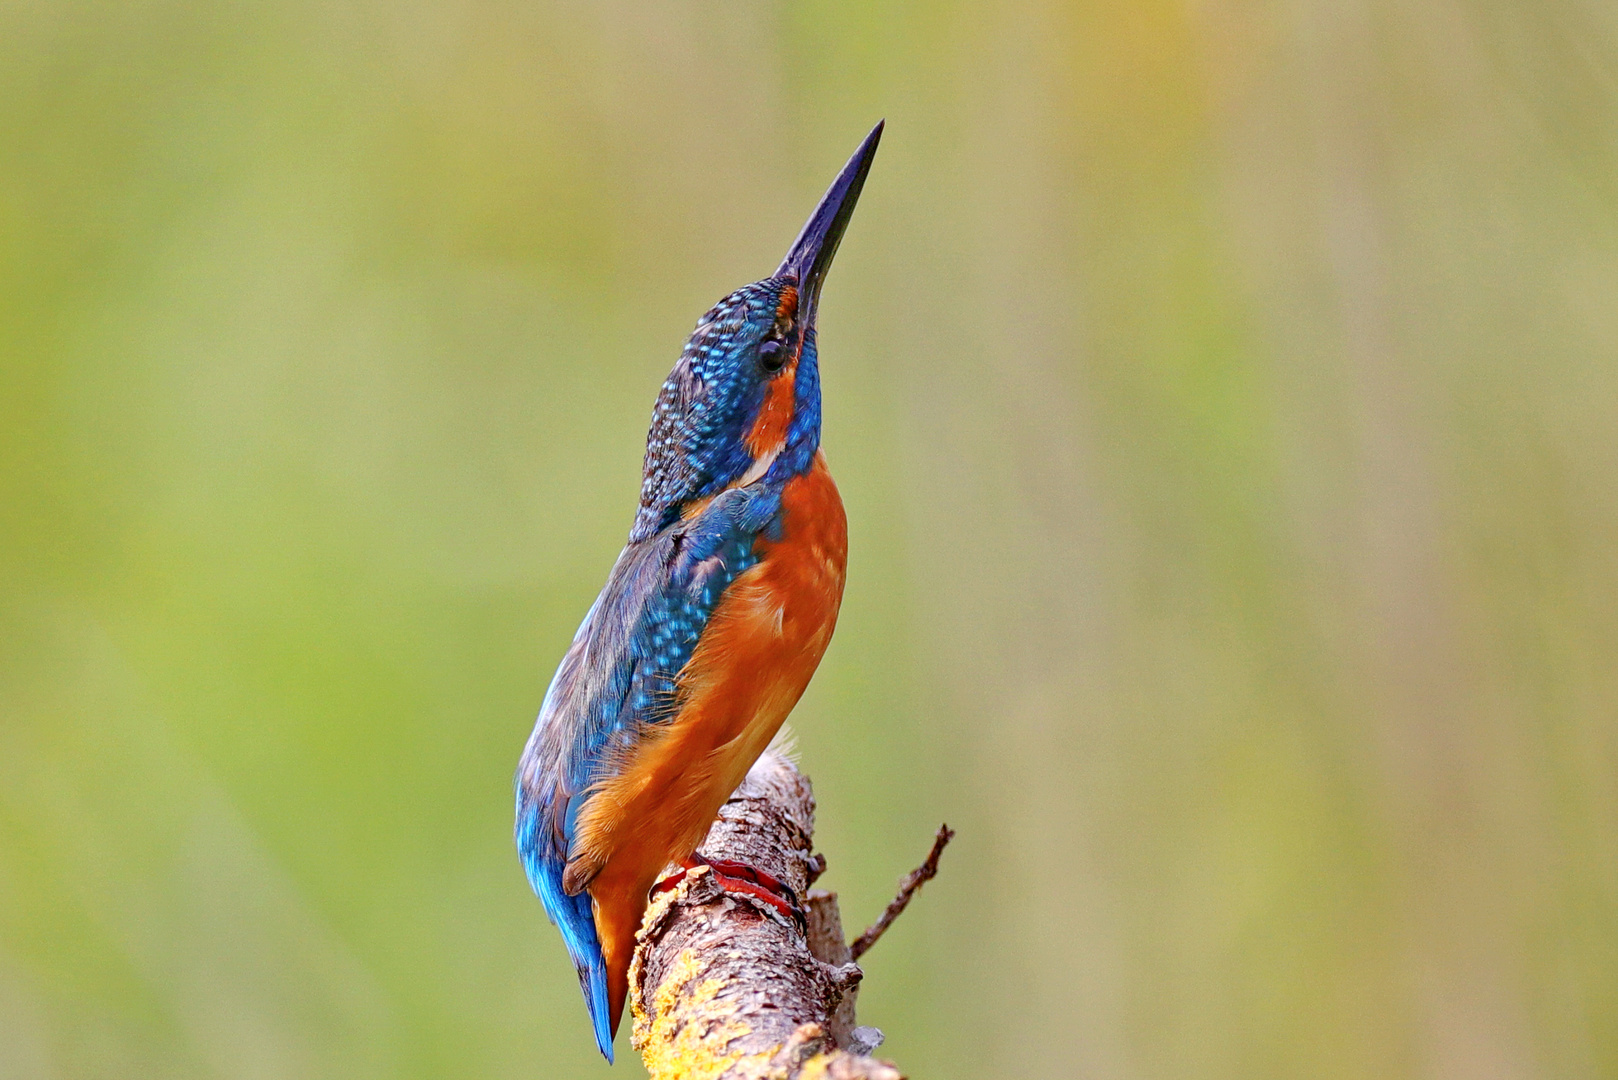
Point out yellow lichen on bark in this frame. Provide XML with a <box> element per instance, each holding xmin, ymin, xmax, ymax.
<box><xmin>631</xmin><ymin>948</ymin><xmax>751</xmax><ymax>1079</ymax></box>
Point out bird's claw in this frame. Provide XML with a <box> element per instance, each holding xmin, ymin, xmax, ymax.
<box><xmin>652</xmin><ymin>854</ymin><xmax>806</xmax><ymax>931</ymax></box>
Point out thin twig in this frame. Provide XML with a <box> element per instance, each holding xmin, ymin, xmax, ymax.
<box><xmin>849</xmin><ymin>824</ymin><xmax>954</xmax><ymax>961</ymax></box>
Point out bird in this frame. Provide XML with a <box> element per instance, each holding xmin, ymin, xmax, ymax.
<box><xmin>514</xmin><ymin>121</ymin><xmax>882</xmax><ymax>1062</ymax></box>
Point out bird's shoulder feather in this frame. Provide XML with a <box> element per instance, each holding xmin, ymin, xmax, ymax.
<box><xmin>514</xmin><ymin>483</ymin><xmax>782</xmax><ymax>875</ymax></box>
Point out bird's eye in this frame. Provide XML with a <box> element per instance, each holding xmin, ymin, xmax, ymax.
<box><xmin>757</xmin><ymin>339</ymin><xmax>787</xmax><ymax>373</ymax></box>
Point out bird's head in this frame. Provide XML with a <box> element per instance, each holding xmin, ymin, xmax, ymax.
<box><xmin>629</xmin><ymin>122</ymin><xmax>881</xmax><ymax>542</ymax></box>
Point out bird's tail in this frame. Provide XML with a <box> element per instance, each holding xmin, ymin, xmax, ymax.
<box><xmin>557</xmin><ymin>888</ymin><xmax>616</xmax><ymax>1062</ymax></box>
<box><xmin>516</xmin><ymin>805</ymin><xmax>617</xmax><ymax>1062</ymax></box>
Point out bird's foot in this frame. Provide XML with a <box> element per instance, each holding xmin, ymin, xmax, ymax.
<box><xmin>652</xmin><ymin>855</ymin><xmax>805</xmax><ymax>930</ymax></box>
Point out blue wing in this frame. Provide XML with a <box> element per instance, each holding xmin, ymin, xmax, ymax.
<box><xmin>514</xmin><ymin>484</ymin><xmax>781</xmax><ymax>1059</ymax></box>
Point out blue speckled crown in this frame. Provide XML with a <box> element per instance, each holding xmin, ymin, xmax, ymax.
<box><xmin>631</xmin><ymin>279</ymin><xmax>797</xmax><ymax>541</ymax></box>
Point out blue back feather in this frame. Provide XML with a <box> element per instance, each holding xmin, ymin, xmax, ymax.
<box><xmin>514</xmin><ymin>484</ymin><xmax>783</xmax><ymax>1059</ymax></box>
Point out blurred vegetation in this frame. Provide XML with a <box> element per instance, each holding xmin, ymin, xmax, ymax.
<box><xmin>3</xmin><ymin>2</ymin><xmax>1617</xmax><ymax>1078</ymax></box>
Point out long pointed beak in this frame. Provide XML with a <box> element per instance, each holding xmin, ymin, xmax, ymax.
<box><xmin>776</xmin><ymin>120</ymin><xmax>883</xmax><ymax>323</ymax></box>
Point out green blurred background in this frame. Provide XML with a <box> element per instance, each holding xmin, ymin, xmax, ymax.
<box><xmin>4</xmin><ymin>1</ymin><xmax>1617</xmax><ymax>1077</ymax></box>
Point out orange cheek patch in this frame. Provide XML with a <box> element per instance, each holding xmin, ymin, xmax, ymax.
<box><xmin>745</xmin><ymin>361</ymin><xmax>797</xmax><ymax>457</ymax></box>
<box><xmin>745</xmin><ymin>284</ymin><xmax>801</xmax><ymax>459</ymax></box>
<box><xmin>774</xmin><ymin>285</ymin><xmax>799</xmax><ymax>325</ymax></box>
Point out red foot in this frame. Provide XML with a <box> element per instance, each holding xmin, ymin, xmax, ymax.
<box><xmin>651</xmin><ymin>854</ymin><xmax>804</xmax><ymax>929</ymax></box>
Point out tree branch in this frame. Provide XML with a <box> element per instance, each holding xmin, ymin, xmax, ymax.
<box><xmin>850</xmin><ymin>824</ymin><xmax>954</xmax><ymax>962</ymax></box>
<box><xmin>628</xmin><ymin>753</ymin><xmax>909</xmax><ymax>1080</ymax></box>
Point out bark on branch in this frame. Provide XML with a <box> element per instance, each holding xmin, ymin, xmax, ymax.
<box><xmin>629</xmin><ymin>752</ymin><xmax>911</xmax><ymax>1080</ymax></box>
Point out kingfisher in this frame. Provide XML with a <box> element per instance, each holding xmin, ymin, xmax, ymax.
<box><xmin>514</xmin><ymin>122</ymin><xmax>882</xmax><ymax>1061</ymax></box>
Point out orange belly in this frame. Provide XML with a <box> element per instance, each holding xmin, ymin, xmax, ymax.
<box><xmin>576</xmin><ymin>451</ymin><xmax>847</xmax><ymax>1023</ymax></box>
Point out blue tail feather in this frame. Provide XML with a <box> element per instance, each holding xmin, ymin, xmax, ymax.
<box><xmin>516</xmin><ymin>801</ymin><xmax>616</xmax><ymax>1062</ymax></box>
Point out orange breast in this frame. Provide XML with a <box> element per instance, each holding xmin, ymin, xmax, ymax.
<box><xmin>575</xmin><ymin>451</ymin><xmax>847</xmax><ymax>896</ymax></box>
<box><xmin>676</xmin><ymin>451</ymin><xmax>848</xmax><ymax>751</ymax></box>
